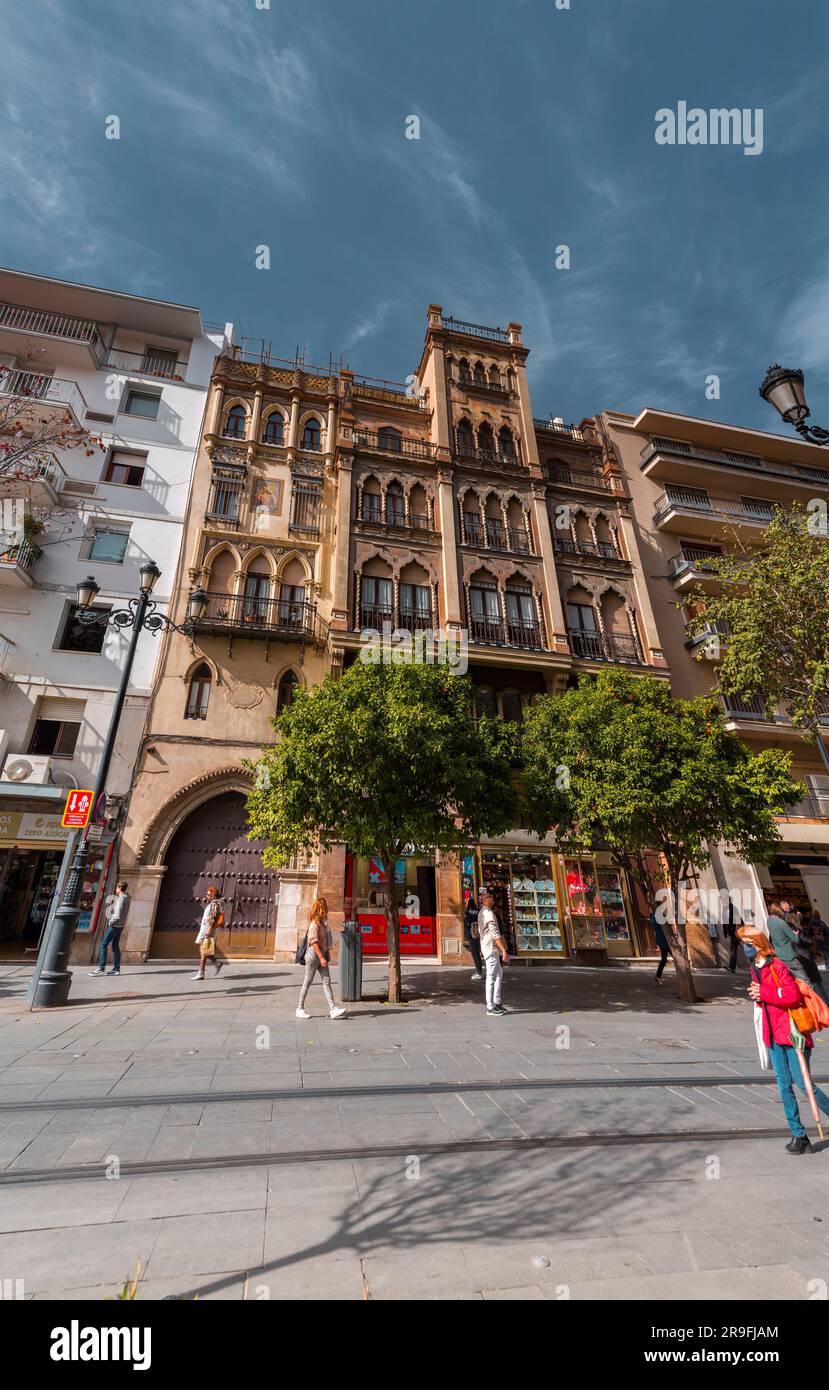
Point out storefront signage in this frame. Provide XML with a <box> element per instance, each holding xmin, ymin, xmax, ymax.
<box><xmin>61</xmin><ymin>789</ymin><xmax>95</xmax><ymax>830</ymax></box>
<box><xmin>0</xmin><ymin>811</ymin><xmax>70</xmax><ymax>845</ymax></box>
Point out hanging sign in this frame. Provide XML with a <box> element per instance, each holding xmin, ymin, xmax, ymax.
<box><xmin>61</xmin><ymin>789</ymin><xmax>95</xmax><ymax>829</ymax></box>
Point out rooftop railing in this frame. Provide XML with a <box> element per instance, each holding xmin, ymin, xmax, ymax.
<box><xmin>641</xmin><ymin>435</ymin><xmax>829</xmax><ymax>489</ymax></box>
<box><xmin>441</xmin><ymin>315</ymin><xmax>511</xmax><ymax>344</ymax></box>
<box><xmin>534</xmin><ymin>419</ymin><xmax>589</xmax><ymax>443</ymax></box>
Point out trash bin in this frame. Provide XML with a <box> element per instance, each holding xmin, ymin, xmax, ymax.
<box><xmin>339</xmin><ymin>920</ymin><xmax>362</xmax><ymax>1001</ymax></box>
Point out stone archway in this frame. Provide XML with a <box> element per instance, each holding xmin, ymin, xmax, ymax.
<box><xmin>149</xmin><ymin>791</ymin><xmax>279</xmax><ymax>959</ymax></box>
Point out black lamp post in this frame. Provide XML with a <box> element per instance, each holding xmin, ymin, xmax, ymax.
<box><xmin>758</xmin><ymin>364</ymin><xmax>829</xmax><ymax>777</ymax></box>
<box><xmin>28</xmin><ymin>565</ymin><xmax>208</xmax><ymax>1007</ymax></box>
<box><xmin>759</xmin><ymin>364</ymin><xmax>829</xmax><ymax>446</ymax></box>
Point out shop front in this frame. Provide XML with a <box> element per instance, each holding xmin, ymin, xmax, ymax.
<box><xmin>0</xmin><ymin>807</ymin><xmax>112</xmax><ymax>962</ymax></box>
<box><xmin>464</xmin><ymin>841</ymin><xmax>642</xmax><ymax>961</ymax></box>
<box><xmin>345</xmin><ymin>849</ymin><xmax>437</xmax><ymax>956</ymax></box>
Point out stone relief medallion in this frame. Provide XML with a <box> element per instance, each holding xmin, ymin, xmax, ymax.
<box><xmin>226</xmin><ymin>683</ymin><xmax>264</xmax><ymax>709</ymax></box>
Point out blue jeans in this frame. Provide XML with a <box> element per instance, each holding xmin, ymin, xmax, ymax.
<box><xmin>769</xmin><ymin>1042</ymin><xmax>829</xmax><ymax>1137</ymax></box>
<box><xmin>99</xmin><ymin>926</ymin><xmax>122</xmax><ymax>971</ymax></box>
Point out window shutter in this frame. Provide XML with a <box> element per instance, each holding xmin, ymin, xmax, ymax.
<box><xmin>39</xmin><ymin>697</ymin><xmax>86</xmax><ymax>722</ymax></box>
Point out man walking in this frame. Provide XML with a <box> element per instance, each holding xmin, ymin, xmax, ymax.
<box><xmin>193</xmin><ymin>885</ymin><xmax>224</xmax><ymax>980</ymax></box>
<box><xmin>478</xmin><ymin>891</ymin><xmax>509</xmax><ymax>1016</ymax></box>
<box><xmin>89</xmin><ymin>882</ymin><xmax>130</xmax><ymax>977</ymax></box>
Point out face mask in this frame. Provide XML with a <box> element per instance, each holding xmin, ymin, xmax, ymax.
<box><xmin>742</xmin><ymin>943</ymin><xmax>757</xmax><ymax>964</ymax></box>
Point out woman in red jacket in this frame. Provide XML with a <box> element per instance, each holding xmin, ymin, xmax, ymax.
<box><xmin>737</xmin><ymin>925</ymin><xmax>829</xmax><ymax>1154</ymax></box>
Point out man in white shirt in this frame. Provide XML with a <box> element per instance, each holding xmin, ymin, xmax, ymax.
<box><xmin>478</xmin><ymin>892</ymin><xmax>509</xmax><ymax>1016</ymax></box>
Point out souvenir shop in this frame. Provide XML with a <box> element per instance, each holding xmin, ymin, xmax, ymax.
<box><xmin>462</xmin><ymin>841</ymin><xmax>644</xmax><ymax>961</ymax></box>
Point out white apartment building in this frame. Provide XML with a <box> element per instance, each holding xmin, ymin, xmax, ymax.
<box><xmin>0</xmin><ymin>268</ymin><xmax>232</xmax><ymax>961</ymax></box>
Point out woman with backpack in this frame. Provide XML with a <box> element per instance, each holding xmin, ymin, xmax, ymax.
<box><xmin>737</xmin><ymin>923</ymin><xmax>829</xmax><ymax>1154</ymax></box>
<box><xmin>296</xmin><ymin>897</ymin><xmax>347</xmax><ymax>1020</ymax></box>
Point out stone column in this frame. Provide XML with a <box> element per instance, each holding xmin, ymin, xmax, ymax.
<box><xmin>436</xmin><ymin>463</ymin><xmax>463</xmax><ymax>627</ymax></box>
<box><xmin>331</xmin><ymin>455</ymin><xmax>353</xmax><ymax>627</ymax></box>
<box><xmin>531</xmin><ymin>484</ymin><xmax>569</xmax><ymax>653</ymax></box>
<box><xmin>120</xmin><ymin>865</ymin><xmax>167</xmax><ymax>963</ymax></box>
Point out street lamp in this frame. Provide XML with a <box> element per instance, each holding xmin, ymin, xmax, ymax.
<box><xmin>759</xmin><ymin>364</ymin><xmax>829</xmax><ymax>445</ymax></box>
<box><xmin>28</xmin><ymin>565</ymin><xmax>208</xmax><ymax>1008</ymax></box>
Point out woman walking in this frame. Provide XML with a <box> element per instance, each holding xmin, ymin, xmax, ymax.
<box><xmin>464</xmin><ymin>896</ymin><xmax>484</xmax><ymax>981</ymax></box>
<box><xmin>296</xmin><ymin>897</ymin><xmax>347</xmax><ymax>1020</ymax></box>
<box><xmin>737</xmin><ymin>924</ymin><xmax>829</xmax><ymax>1154</ymax></box>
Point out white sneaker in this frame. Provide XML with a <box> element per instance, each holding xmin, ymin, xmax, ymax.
<box><xmin>88</xmin><ymin>969</ymin><xmax>105</xmax><ymax>976</ymax></box>
<box><xmin>191</xmin><ymin>972</ymin><xmax>204</xmax><ymax>980</ymax></box>
<box><xmin>470</xmin><ymin>972</ymin><xmax>482</xmax><ymax>981</ymax></box>
<box><xmin>329</xmin><ymin>1006</ymin><xmax>347</xmax><ymax>1019</ymax></box>
<box><xmin>295</xmin><ymin>1007</ymin><xmax>311</xmax><ymax>1019</ymax></box>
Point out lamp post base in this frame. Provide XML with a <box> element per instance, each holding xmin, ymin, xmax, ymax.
<box><xmin>31</xmin><ymin>969</ymin><xmax>73</xmax><ymax>1008</ymax></box>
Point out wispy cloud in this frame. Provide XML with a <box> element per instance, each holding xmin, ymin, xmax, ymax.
<box><xmin>344</xmin><ymin>301</ymin><xmax>394</xmax><ymax>350</ymax></box>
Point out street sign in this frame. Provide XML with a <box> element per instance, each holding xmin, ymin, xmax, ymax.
<box><xmin>61</xmin><ymin>789</ymin><xmax>95</xmax><ymax>830</ymax></box>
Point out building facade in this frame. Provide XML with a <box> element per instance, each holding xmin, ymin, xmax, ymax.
<box><xmin>600</xmin><ymin>406</ymin><xmax>829</xmax><ymax>929</ymax></box>
<box><xmin>119</xmin><ymin>308</ymin><xmax>682</xmax><ymax>967</ymax></box>
<box><xmin>0</xmin><ymin>268</ymin><xmax>231</xmax><ymax>961</ymax></box>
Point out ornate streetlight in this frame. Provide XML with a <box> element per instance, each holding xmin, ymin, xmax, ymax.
<box><xmin>28</xmin><ymin>565</ymin><xmax>208</xmax><ymax>1007</ymax></box>
<box><xmin>759</xmin><ymin>364</ymin><xmax>829</xmax><ymax>445</ymax></box>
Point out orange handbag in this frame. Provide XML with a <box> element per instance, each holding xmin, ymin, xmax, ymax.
<box><xmin>770</xmin><ymin>962</ymin><xmax>816</xmax><ymax>1034</ymax></box>
<box><xmin>794</xmin><ymin>977</ymin><xmax>829</xmax><ymax>1031</ymax></box>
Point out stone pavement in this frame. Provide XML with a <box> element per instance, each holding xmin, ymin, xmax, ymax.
<box><xmin>1</xmin><ymin>957</ymin><xmax>828</xmax><ymax>1301</ymax></box>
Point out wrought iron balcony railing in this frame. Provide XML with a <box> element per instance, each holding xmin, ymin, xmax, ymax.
<box><xmin>641</xmin><ymin>435</ymin><xmax>829</xmax><ymax>489</ymax></box>
<box><xmin>441</xmin><ymin>315</ymin><xmax>511</xmax><ymax>343</ymax></box>
<box><xmin>547</xmin><ymin>461</ymin><xmax>611</xmax><ymax>490</ymax></box>
<box><xmin>194</xmin><ymin>593</ymin><xmax>324</xmax><ymax>641</ymax></box>
<box><xmin>554</xmin><ymin>537</ymin><xmax>622</xmax><ymax>561</ymax></box>
<box><xmin>654</xmin><ymin>488</ymin><xmax>776</xmax><ymax>525</ymax></box>
<box><xmin>568</xmin><ymin>628</ymin><xmax>642</xmax><ymax>664</ymax></box>
<box><xmin>352</xmin><ymin>429</ymin><xmax>436</xmax><ymax>460</ymax></box>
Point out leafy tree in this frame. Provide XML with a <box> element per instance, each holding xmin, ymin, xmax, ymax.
<box><xmin>0</xmin><ymin>360</ymin><xmax>101</xmax><ymax>481</ymax></box>
<box><xmin>245</xmin><ymin>658</ymin><xmax>517</xmax><ymax>1002</ymax></box>
<box><xmin>687</xmin><ymin>505</ymin><xmax>829</xmax><ymax>774</ymax></box>
<box><xmin>521</xmin><ymin>671</ymin><xmax>802</xmax><ymax>1002</ymax></box>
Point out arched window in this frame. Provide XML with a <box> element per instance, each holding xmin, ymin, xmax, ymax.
<box><xmin>386</xmin><ymin>481</ymin><xmax>405</xmax><ymax>526</ymax></box>
<box><xmin>262</xmin><ymin>411</ymin><xmax>284</xmax><ymax>445</ymax></box>
<box><xmin>456</xmin><ymin>419</ymin><xmax>474</xmax><ymax>455</ymax></box>
<box><xmin>473</xmin><ymin>361</ymin><xmax>486</xmax><ymax>385</ymax></box>
<box><xmin>378</xmin><ymin>426</ymin><xmax>402</xmax><ymax>453</ymax></box>
<box><xmin>279</xmin><ymin>558</ymin><xmax>307</xmax><ymax>630</ymax></box>
<box><xmin>224</xmin><ymin>404</ymin><xmax>247</xmax><ymax>439</ymax></box>
<box><xmin>459</xmin><ymin>359</ymin><xmax>472</xmax><ymax>384</ymax></box>
<box><xmin>185</xmin><ymin>664</ymin><xmax>211</xmax><ymax>720</ymax></box>
<box><xmin>505</xmin><ymin>579</ymin><xmax>538</xmax><ymax>647</ymax></box>
<box><xmin>499</xmin><ymin>426</ymin><xmax>516</xmax><ymax>462</ymax></box>
<box><xmin>361</xmin><ymin>478</ymin><xmax>382</xmax><ymax>523</ymax></box>
<box><xmin>474</xmin><ymin>686</ymin><xmax>498</xmax><ymax>722</ymax></box>
<box><xmin>276</xmin><ymin>670</ymin><xmax>300</xmax><ymax>714</ymax></box>
<box><xmin>501</xmin><ymin>690</ymin><xmax>524</xmax><ymax>723</ymax></box>
<box><xmin>478</xmin><ymin>423</ymin><xmax>495</xmax><ymax>457</ymax></box>
<box><xmin>488</xmin><ymin>364</ymin><xmax>501</xmax><ymax>387</ymax></box>
<box><xmin>302</xmin><ymin>417</ymin><xmax>322</xmax><ymax>450</ymax></box>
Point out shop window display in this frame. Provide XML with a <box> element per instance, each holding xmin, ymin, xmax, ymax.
<box><xmin>597</xmin><ymin>869</ymin><xmax>631</xmax><ymax>942</ymax></box>
<box><xmin>565</xmin><ymin>857</ymin><xmax>606</xmax><ymax>948</ymax></box>
<box><xmin>480</xmin><ymin>851</ymin><xmax>563</xmax><ymax>955</ymax></box>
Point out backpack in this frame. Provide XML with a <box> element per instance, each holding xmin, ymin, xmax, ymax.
<box><xmin>215</xmin><ymin>908</ymin><xmax>225</xmax><ymax>930</ymax></box>
<box><xmin>295</xmin><ymin>933</ymin><xmax>308</xmax><ymax>965</ymax></box>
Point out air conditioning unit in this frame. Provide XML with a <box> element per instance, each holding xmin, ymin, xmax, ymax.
<box><xmin>1</xmin><ymin>753</ymin><xmax>56</xmax><ymax>785</ymax></box>
<box><xmin>62</xmin><ymin>480</ymin><xmax>98</xmax><ymax>497</ymax></box>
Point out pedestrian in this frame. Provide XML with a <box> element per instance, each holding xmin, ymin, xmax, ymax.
<box><xmin>296</xmin><ymin>897</ymin><xmax>347</xmax><ymax>1020</ymax></box>
<box><xmin>806</xmin><ymin>913</ymin><xmax>829</xmax><ymax>973</ymax></box>
<box><xmin>796</xmin><ymin>915</ymin><xmax>829</xmax><ymax>1006</ymax></box>
<box><xmin>89</xmin><ymin>882</ymin><xmax>130</xmax><ymax>977</ymax></box>
<box><xmin>723</xmin><ymin>900</ymin><xmax>741</xmax><ymax>974</ymax></box>
<box><xmin>737</xmin><ymin>924</ymin><xmax>829</xmax><ymax>1154</ymax></box>
<box><xmin>478</xmin><ymin>891</ymin><xmax>509</xmax><ymax>1017</ymax></box>
<box><xmin>464</xmin><ymin>895</ymin><xmax>483</xmax><ymax>981</ymax></box>
<box><xmin>192</xmin><ymin>885</ymin><xmax>224</xmax><ymax>980</ymax></box>
<box><xmin>651</xmin><ymin>908</ymin><xmax>671</xmax><ymax>984</ymax></box>
<box><xmin>766</xmin><ymin>901</ymin><xmax>808</xmax><ymax>983</ymax></box>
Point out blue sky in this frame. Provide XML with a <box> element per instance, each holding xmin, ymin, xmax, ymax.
<box><xmin>3</xmin><ymin>0</ymin><xmax>829</xmax><ymax>429</ymax></box>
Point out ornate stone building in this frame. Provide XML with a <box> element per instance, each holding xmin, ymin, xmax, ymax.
<box><xmin>117</xmin><ymin>307</ymin><xmax>682</xmax><ymax>966</ymax></box>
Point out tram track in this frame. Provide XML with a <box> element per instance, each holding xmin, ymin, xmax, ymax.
<box><xmin>0</xmin><ymin>1069</ymin><xmax>820</xmax><ymax>1114</ymax></box>
<box><xmin>0</xmin><ymin>1123</ymin><xmax>790</xmax><ymax>1186</ymax></box>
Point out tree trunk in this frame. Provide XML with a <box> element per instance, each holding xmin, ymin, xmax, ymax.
<box><xmin>667</xmin><ymin>873</ymin><xmax>699</xmax><ymax>1004</ymax></box>
<box><xmin>382</xmin><ymin>854</ymin><xmax>402</xmax><ymax>1004</ymax></box>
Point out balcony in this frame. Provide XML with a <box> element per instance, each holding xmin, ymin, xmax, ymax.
<box><xmin>0</xmin><ymin>301</ymin><xmax>105</xmax><ymax>366</ymax></box>
<box><xmin>462</xmin><ymin>519</ymin><xmax>533</xmax><ymax>554</ymax></box>
<box><xmin>685</xmin><ymin>618</ymin><xmax>730</xmax><ymax>652</ymax></box>
<box><xmin>653</xmin><ymin>488</ymin><xmax>776</xmax><ymax>537</ymax></box>
<box><xmin>0</xmin><ymin>540</ymin><xmax>37</xmax><ymax>588</ymax></box>
<box><xmin>104</xmin><ymin>347</ymin><xmax>188</xmax><ymax>381</ymax></box>
<box><xmin>359</xmin><ymin>505</ymin><xmax>434</xmax><ymax>534</ymax></box>
<box><xmin>194</xmin><ymin>593</ymin><xmax>325</xmax><ymax>644</ymax></box>
<box><xmin>568</xmin><ymin>628</ymin><xmax>642</xmax><ymax>665</ymax></box>
<box><xmin>352</xmin><ymin>429</ymin><xmax>436</xmax><ymax>461</ymax></box>
<box><xmin>457</xmin><ymin>373</ymin><xmax>508</xmax><ymax>398</ymax></box>
<box><xmin>440</xmin><ymin>315</ymin><xmax>511</xmax><ymax>344</ymax></box>
<box><xmin>454</xmin><ymin>436</ymin><xmax>524</xmax><ymax>470</ymax></box>
<box><xmin>640</xmin><ymin>434</ymin><xmax>829</xmax><ymax>496</ymax></box>
<box><xmin>668</xmin><ymin>546</ymin><xmax>724</xmax><ymax>592</ymax></box>
<box><xmin>469</xmin><ymin>615</ymin><xmax>544</xmax><ymax>651</ymax></box>
<box><xmin>0</xmin><ymin>369</ymin><xmax>89</xmax><ymax>429</ymax></box>
<box><xmin>535</xmin><ymin>420</ymin><xmax>591</xmax><ymax>444</ymax></box>
<box><xmin>554</xmin><ymin>537</ymin><xmax>628</xmax><ymax>566</ymax></box>
<box><xmin>546</xmin><ymin>461</ymin><xmax>611</xmax><ymax>491</ymax></box>
<box><xmin>0</xmin><ymin>453</ymin><xmax>66</xmax><ymax>506</ymax></box>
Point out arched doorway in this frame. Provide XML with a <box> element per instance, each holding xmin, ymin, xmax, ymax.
<box><xmin>150</xmin><ymin>791</ymin><xmax>278</xmax><ymax>958</ymax></box>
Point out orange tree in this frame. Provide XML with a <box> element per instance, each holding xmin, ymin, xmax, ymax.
<box><xmin>245</xmin><ymin>658</ymin><xmax>517</xmax><ymax>1002</ymax></box>
<box><xmin>521</xmin><ymin>671</ymin><xmax>801</xmax><ymax>1002</ymax></box>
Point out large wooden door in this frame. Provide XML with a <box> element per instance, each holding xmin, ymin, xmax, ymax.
<box><xmin>150</xmin><ymin>792</ymin><xmax>278</xmax><ymax>959</ymax></box>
